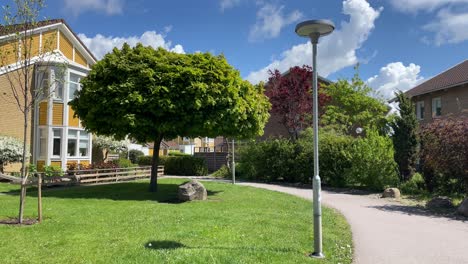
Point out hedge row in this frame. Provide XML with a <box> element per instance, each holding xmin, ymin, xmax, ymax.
<box><xmin>137</xmin><ymin>155</ymin><xmax>208</xmax><ymax>176</ymax></box>
<box><xmin>238</xmin><ymin>128</ymin><xmax>399</xmax><ymax>191</ymax></box>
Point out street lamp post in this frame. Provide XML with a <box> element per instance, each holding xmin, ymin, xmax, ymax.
<box><xmin>295</xmin><ymin>19</ymin><xmax>334</xmax><ymax>258</ymax></box>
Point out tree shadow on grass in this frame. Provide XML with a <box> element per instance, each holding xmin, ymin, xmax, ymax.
<box><xmin>3</xmin><ymin>181</ymin><xmax>222</xmax><ymax>203</ymax></box>
<box><xmin>144</xmin><ymin>240</ymin><xmax>300</xmax><ymax>254</ymax></box>
<box><xmin>368</xmin><ymin>204</ymin><xmax>468</xmax><ymax>222</ymax></box>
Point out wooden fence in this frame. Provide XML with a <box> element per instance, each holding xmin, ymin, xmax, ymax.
<box><xmin>0</xmin><ymin>166</ymin><xmax>164</xmax><ymax>187</ymax></box>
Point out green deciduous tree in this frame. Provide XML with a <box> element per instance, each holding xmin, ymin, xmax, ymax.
<box><xmin>391</xmin><ymin>91</ymin><xmax>419</xmax><ymax>181</ymax></box>
<box><xmin>70</xmin><ymin>44</ymin><xmax>270</xmax><ymax>192</ymax></box>
<box><xmin>321</xmin><ymin>69</ymin><xmax>389</xmax><ymax>135</ymax></box>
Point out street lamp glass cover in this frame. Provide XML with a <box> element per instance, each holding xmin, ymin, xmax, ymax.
<box><xmin>295</xmin><ymin>20</ymin><xmax>335</xmax><ymax>37</ymax></box>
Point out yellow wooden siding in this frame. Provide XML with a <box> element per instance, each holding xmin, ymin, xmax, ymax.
<box><xmin>79</xmin><ymin>160</ymin><xmax>90</xmax><ymax>166</ymax></box>
<box><xmin>149</xmin><ymin>149</ymin><xmax>154</xmax><ymax>156</ymax></box>
<box><xmin>50</xmin><ymin>161</ymin><xmax>61</xmax><ymax>167</ymax></box>
<box><xmin>59</xmin><ymin>32</ymin><xmax>73</xmax><ymax>60</ymax></box>
<box><xmin>39</xmin><ymin>101</ymin><xmax>48</xmax><ymax>125</ymax></box>
<box><xmin>0</xmin><ymin>40</ymin><xmax>19</xmax><ymax>66</ymax></box>
<box><xmin>24</xmin><ymin>34</ymin><xmax>41</xmax><ymax>58</ymax></box>
<box><xmin>68</xmin><ymin>106</ymin><xmax>80</xmax><ymax>127</ymax></box>
<box><xmin>42</xmin><ymin>30</ymin><xmax>58</xmax><ymax>52</ymax></box>
<box><xmin>75</xmin><ymin>50</ymin><xmax>87</xmax><ymax>67</ymax></box>
<box><xmin>36</xmin><ymin>160</ymin><xmax>45</xmax><ymax>171</ymax></box>
<box><xmin>52</xmin><ymin>103</ymin><xmax>64</xmax><ymax>125</ymax></box>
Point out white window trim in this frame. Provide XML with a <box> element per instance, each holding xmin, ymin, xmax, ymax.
<box><xmin>52</xmin><ymin>128</ymin><xmax>62</xmax><ymax>158</ymax></box>
<box><xmin>67</xmin><ymin>69</ymin><xmax>86</xmax><ymax>102</ymax></box>
<box><xmin>67</xmin><ymin>129</ymin><xmax>90</xmax><ymax>158</ymax></box>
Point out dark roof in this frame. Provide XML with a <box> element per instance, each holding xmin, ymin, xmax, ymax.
<box><xmin>281</xmin><ymin>68</ymin><xmax>332</xmax><ymax>85</ymax></box>
<box><xmin>406</xmin><ymin>59</ymin><xmax>468</xmax><ymax>98</ymax></box>
<box><xmin>0</xmin><ymin>19</ymin><xmax>97</xmax><ymax>62</ymax></box>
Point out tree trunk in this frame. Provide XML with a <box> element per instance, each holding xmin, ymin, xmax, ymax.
<box><xmin>18</xmin><ymin>73</ymin><xmax>30</xmax><ymax>224</ymax></box>
<box><xmin>149</xmin><ymin>134</ymin><xmax>163</xmax><ymax>192</ymax></box>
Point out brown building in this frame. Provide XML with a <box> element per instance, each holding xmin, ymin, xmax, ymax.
<box><xmin>405</xmin><ymin>59</ymin><xmax>468</xmax><ymax>123</ymax></box>
<box><xmin>0</xmin><ymin>19</ymin><xmax>96</xmax><ymax>171</ymax></box>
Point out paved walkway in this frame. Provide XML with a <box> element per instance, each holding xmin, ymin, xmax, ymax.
<box><xmin>238</xmin><ymin>182</ymin><xmax>468</xmax><ymax>264</ymax></box>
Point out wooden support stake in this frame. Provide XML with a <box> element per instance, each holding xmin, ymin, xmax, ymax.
<box><xmin>37</xmin><ymin>173</ymin><xmax>42</xmax><ymax>223</ymax></box>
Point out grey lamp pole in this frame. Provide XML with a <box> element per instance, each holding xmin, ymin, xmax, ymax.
<box><xmin>295</xmin><ymin>19</ymin><xmax>334</xmax><ymax>258</ymax></box>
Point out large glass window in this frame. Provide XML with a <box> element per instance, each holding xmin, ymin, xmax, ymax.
<box><xmin>67</xmin><ymin>130</ymin><xmax>77</xmax><ymax>157</ymax></box>
<box><xmin>52</xmin><ymin>129</ymin><xmax>62</xmax><ymax>157</ymax></box>
<box><xmin>53</xmin><ymin>80</ymin><xmax>63</xmax><ymax>100</ymax></box>
<box><xmin>36</xmin><ymin>71</ymin><xmax>49</xmax><ymax>99</ymax></box>
<box><xmin>67</xmin><ymin>130</ymin><xmax>89</xmax><ymax>157</ymax></box>
<box><xmin>432</xmin><ymin>97</ymin><xmax>442</xmax><ymax>117</ymax></box>
<box><xmin>79</xmin><ymin>131</ymin><xmax>89</xmax><ymax>157</ymax></box>
<box><xmin>38</xmin><ymin>128</ymin><xmax>47</xmax><ymax>158</ymax></box>
<box><xmin>68</xmin><ymin>73</ymin><xmax>82</xmax><ymax>101</ymax></box>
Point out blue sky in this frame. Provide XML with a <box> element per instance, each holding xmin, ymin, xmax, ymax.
<box><xmin>4</xmin><ymin>0</ymin><xmax>468</xmax><ymax>98</ymax></box>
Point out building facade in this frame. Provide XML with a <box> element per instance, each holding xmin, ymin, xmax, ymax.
<box><xmin>0</xmin><ymin>19</ymin><xmax>96</xmax><ymax>171</ymax></box>
<box><xmin>405</xmin><ymin>60</ymin><xmax>468</xmax><ymax>123</ymax></box>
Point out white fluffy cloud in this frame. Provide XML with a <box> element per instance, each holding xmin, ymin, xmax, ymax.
<box><xmin>78</xmin><ymin>31</ymin><xmax>185</xmax><ymax>59</ymax></box>
<box><xmin>389</xmin><ymin>0</ymin><xmax>468</xmax><ymax>13</ymax></box>
<box><xmin>64</xmin><ymin>0</ymin><xmax>124</xmax><ymax>16</ymax></box>
<box><xmin>367</xmin><ymin>62</ymin><xmax>424</xmax><ymax>99</ymax></box>
<box><xmin>246</xmin><ymin>0</ymin><xmax>382</xmax><ymax>84</ymax></box>
<box><xmin>423</xmin><ymin>8</ymin><xmax>468</xmax><ymax>45</ymax></box>
<box><xmin>389</xmin><ymin>0</ymin><xmax>468</xmax><ymax>45</ymax></box>
<box><xmin>248</xmin><ymin>4</ymin><xmax>303</xmax><ymax>42</ymax></box>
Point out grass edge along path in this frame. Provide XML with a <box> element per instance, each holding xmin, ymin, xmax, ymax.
<box><xmin>0</xmin><ymin>179</ymin><xmax>352</xmax><ymax>264</ymax></box>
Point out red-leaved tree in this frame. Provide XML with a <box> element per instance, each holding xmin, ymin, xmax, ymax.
<box><xmin>265</xmin><ymin>65</ymin><xmax>330</xmax><ymax>140</ymax></box>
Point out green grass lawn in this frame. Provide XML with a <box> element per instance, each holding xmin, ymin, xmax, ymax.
<box><xmin>0</xmin><ymin>179</ymin><xmax>352</xmax><ymax>264</ymax></box>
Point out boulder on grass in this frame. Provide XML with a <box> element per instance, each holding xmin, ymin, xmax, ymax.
<box><xmin>426</xmin><ymin>196</ymin><xmax>454</xmax><ymax>209</ymax></box>
<box><xmin>382</xmin><ymin>188</ymin><xmax>400</xmax><ymax>199</ymax></box>
<box><xmin>178</xmin><ymin>180</ymin><xmax>207</xmax><ymax>201</ymax></box>
<box><xmin>457</xmin><ymin>198</ymin><xmax>468</xmax><ymax>217</ymax></box>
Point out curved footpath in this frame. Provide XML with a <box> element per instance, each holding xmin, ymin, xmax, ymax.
<box><xmin>237</xmin><ymin>182</ymin><xmax>468</xmax><ymax>264</ymax></box>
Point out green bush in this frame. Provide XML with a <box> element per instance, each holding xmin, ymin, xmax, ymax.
<box><xmin>112</xmin><ymin>158</ymin><xmax>134</xmax><ymax>168</ymax></box>
<box><xmin>128</xmin><ymin>150</ymin><xmax>144</xmax><ymax>164</ymax></box>
<box><xmin>43</xmin><ymin>165</ymin><xmax>64</xmax><ymax>177</ymax></box>
<box><xmin>298</xmin><ymin>129</ymin><xmax>354</xmax><ymax>187</ymax></box>
<box><xmin>168</xmin><ymin>152</ymin><xmax>190</xmax><ymax>156</ymax></box>
<box><xmin>163</xmin><ymin>156</ymin><xmax>208</xmax><ymax>176</ymax></box>
<box><xmin>400</xmin><ymin>173</ymin><xmax>426</xmax><ymax>195</ymax></box>
<box><xmin>212</xmin><ymin>165</ymin><xmax>231</xmax><ymax>178</ymax></box>
<box><xmin>137</xmin><ymin>155</ymin><xmax>153</xmax><ymax>166</ymax></box>
<box><xmin>345</xmin><ymin>130</ymin><xmax>399</xmax><ymax>190</ymax></box>
<box><xmin>238</xmin><ymin>139</ymin><xmax>302</xmax><ymax>183</ymax></box>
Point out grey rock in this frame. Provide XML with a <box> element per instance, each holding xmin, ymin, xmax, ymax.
<box><xmin>457</xmin><ymin>198</ymin><xmax>468</xmax><ymax>217</ymax></box>
<box><xmin>178</xmin><ymin>180</ymin><xmax>207</xmax><ymax>201</ymax></box>
<box><xmin>426</xmin><ymin>196</ymin><xmax>454</xmax><ymax>209</ymax></box>
<box><xmin>382</xmin><ymin>188</ymin><xmax>400</xmax><ymax>199</ymax></box>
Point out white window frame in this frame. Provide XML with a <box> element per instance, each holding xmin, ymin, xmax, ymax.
<box><xmin>67</xmin><ymin>129</ymin><xmax>90</xmax><ymax>158</ymax></box>
<box><xmin>432</xmin><ymin>97</ymin><xmax>442</xmax><ymax>117</ymax></box>
<box><xmin>52</xmin><ymin>128</ymin><xmax>62</xmax><ymax>158</ymax></box>
<box><xmin>68</xmin><ymin>70</ymin><xmax>85</xmax><ymax>102</ymax></box>
<box><xmin>38</xmin><ymin>127</ymin><xmax>47</xmax><ymax>158</ymax></box>
<box><xmin>416</xmin><ymin>101</ymin><xmax>425</xmax><ymax>120</ymax></box>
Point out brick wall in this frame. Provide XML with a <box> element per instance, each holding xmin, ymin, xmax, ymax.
<box><xmin>411</xmin><ymin>83</ymin><xmax>468</xmax><ymax>124</ymax></box>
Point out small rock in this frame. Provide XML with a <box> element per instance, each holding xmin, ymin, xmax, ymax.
<box><xmin>60</xmin><ymin>177</ymin><xmax>72</xmax><ymax>182</ymax></box>
<box><xmin>426</xmin><ymin>196</ymin><xmax>454</xmax><ymax>209</ymax></box>
<box><xmin>178</xmin><ymin>180</ymin><xmax>207</xmax><ymax>201</ymax></box>
<box><xmin>382</xmin><ymin>188</ymin><xmax>400</xmax><ymax>199</ymax></box>
<box><xmin>457</xmin><ymin>198</ymin><xmax>468</xmax><ymax>217</ymax></box>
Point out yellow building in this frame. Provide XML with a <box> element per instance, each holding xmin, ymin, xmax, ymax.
<box><xmin>0</xmin><ymin>19</ymin><xmax>96</xmax><ymax>171</ymax></box>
